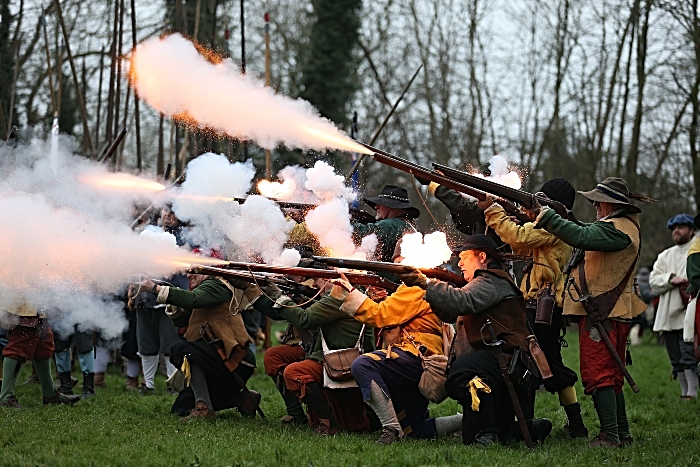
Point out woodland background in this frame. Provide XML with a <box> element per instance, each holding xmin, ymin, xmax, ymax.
<box><xmin>1</xmin><ymin>0</ymin><xmax>699</xmax><ymax>265</ymax></box>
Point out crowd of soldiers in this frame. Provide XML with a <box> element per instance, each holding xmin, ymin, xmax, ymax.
<box><xmin>3</xmin><ymin>170</ymin><xmax>697</xmax><ymax>450</ymax></box>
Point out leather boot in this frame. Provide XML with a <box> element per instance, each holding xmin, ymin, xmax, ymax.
<box><xmin>315</xmin><ymin>418</ymin><xmax>342</xmax><ymax>436</ymax></box>
<box><xmin>94</xmin><ymin>372</ymin><xmax>107</xmax><ymax>388</ymax></box>
<box><xmin>237</xmin><ymin>390</ymin><xmax>262</xmax><ymax>418</ymax></box>
<box><xmin>302</xmin><ymin>382</ymin><xmax>341</xmax><ymax>434</ymax></box>
<box><xmin>563</xmin><ymin>402</ymin><xmax>588</xmax><ymax>438</ymax></box>
<box><xmin>81</xmin><ymin>372</ymin><xmax>96</xmax><ymax>399</ymax></box>
<box><xmin>58</xmin><ymin>372</ymin><xmax>74</xmax><ymax>395</ymax></box>
<box><xmin>280</xmin><ymin>388</ymin><xmax>307</xmax><ymax>425</ymax></box>
<box><xmin>125</xmin><ymin>376</ymin><xmax>139</xmax><ymax>391</ymax></box>
<box><xmin>43</xmin><ymin>389</ymin><xmax>80</xmax><ymax>405</ymax></box>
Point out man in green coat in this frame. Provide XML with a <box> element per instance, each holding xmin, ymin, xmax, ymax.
<box><xmin>352</xmin><ymin>185</ymin><xmax>420</xmax><ymax>262</ymax></box>
<box><xmin>255</xmin><ymin>281</ymin><xmax>376</xmax><ymax>435</ymax></box>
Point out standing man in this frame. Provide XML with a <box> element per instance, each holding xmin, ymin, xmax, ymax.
<box><xmin>133</xmin><ymin>204</ymin><xmax>189</xmax><ymax>394</ymax></box>
<box><xmin>650</xmin><ymin>214</ymin><xmax>698</xmax><ymax>399</ymax></box>
<box><xmin>352</xmin><ymin>185</ymin><xmax>419</xmax><ymax>262</ymax></box>
<box><xmin>478</xmin><ymin>178</ymin><xmax>587</xmax><ymax>438</ymax></box>
<box><xmin>528</xmin><ymin>177</ymin><xmax>647</xmax><ymax>448</ymax></box>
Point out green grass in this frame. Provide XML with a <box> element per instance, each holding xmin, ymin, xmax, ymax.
<box><xmin>1</xmin><ymin>332</ymin><xmax>699</xmax><ymax>467</ymax></box>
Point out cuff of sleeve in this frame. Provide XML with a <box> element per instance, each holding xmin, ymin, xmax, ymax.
<box><xmin>272</xmin><ymin>296</ymin><xmax>293</xmax><ymax>309</ymax></box>
<box><xmin>534</xmin><ymin>206</ymin><xmax>553</xmax><ymax>228</ymax></box>
<box><xmin>340</xmin><ymin>289</ymin><xmax>369</xmax><ymax>316</ymax></box>
<box><xmin>428</xmin><ymin>182</ymin><xmax>440</xmax><ymax>196</ymax></box>
<box><xmin>164</xmin><ymin>305</ymin><xmax>184</xmax><ymax>320</ymax></box>
<box><xmin>243</xmin><ymin>284</ymin><xmax>263</xmax><ymax>303</ymax></box>
<box><xmin>156</xmin><ymin>286</ymin><xmax>170</xmax><ymax>304</ymax></box>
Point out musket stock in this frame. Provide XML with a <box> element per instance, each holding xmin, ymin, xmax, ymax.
<box><xmin>433</xmin><ymin>163</ymin><xmax>579</xmax><ymax>223</ymax></box>
<box><xmin>358</xmin><ymin>143</ymin><xmax>530</xmax><ymax>224</ymax></box>
<box><xmin>312</xmin><ymin>256</ymin><xmax>467</xmax><ymax>288</ymax></box>
<box><xmin>232</xmin><ymin>197</ymin><xmax>375</xmax><ymax>224</ymax></box>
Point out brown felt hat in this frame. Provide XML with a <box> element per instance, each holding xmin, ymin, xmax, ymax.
<box><xmin>578</xmin><ymin>177</ymin><xmax>641</xmax><ymax>213</ymax></box>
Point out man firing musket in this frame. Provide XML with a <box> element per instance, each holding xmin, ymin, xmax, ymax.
<box><xmin>524</xmin><ymin>177</ymin><xmax>648</xmax><ymax>448</ymax></box>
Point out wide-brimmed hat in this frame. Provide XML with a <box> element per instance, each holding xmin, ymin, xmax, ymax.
<box><xmin>364</xmin><ymin>185</ymin><xmax>420</xmax><ymax>218</ymax></box>
<box><xmin>453</xmin><ymin>234</ymin><xmax>502</xmax><ymax>261</ymax></box>
<box><xmin>578</xmin><ymin>177</ymin><xmax>641</xmax><ymax>213</ymax></box>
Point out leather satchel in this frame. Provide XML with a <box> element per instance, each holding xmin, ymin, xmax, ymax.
<box><xmin>321</xmin><ymin>325</ymin><xmax>365</xmax><ymax>382</ymax></box>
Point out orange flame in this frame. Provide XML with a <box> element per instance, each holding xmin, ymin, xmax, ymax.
<box><xmin>79</xmin><ymin>173</ymin><xmax>166</xmax><ymax>193</ymax></box>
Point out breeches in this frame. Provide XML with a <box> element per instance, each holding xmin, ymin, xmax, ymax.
<box><xmin>527</xmin><ymin>307</ymin><xmax>578</xmax><ymax>393</ymax></box>
<box><xmin>54</xmin><ymin>330</ymin><xmax>94</xmax><ymax>354</ymax></box>
<box><xmin>263</xmin><ymin>344</ymin><xmax>306</xmax><ymax>379</ymax></box>
<box><xmin>578</xmin><ymin>317</ymin><xmax>630</xmax><ymax>395</ymax></box>
<box><xmin>2</xmin><ymin>323</ymin><xmax>55</xmax><ymax>362</ymax></box>
<box><xmin>136</xmin><ymin>307</ymin><xmax>180</xmax><ymax>355</ymax></box>
<box><xmin>351</xmin><ymin>348</ymin><xmax>435</xmax><ymax>438</ymax></box>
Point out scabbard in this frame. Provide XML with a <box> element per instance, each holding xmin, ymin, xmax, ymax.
<box><xmin>497</xmin><ymin>353</ymin><xmax>534</xmax><ymax>449</ymax></box>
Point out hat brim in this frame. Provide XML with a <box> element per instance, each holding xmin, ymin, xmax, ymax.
<box><xmin>577</xmin><ymin>189</ymin><xmax>641</xmax><ymax>213</ymax></box>
<box><xmin>453</xmin><ymin>245</ymin><xmax>502</xmax><ymax>261</ymax></box>
<box><xmin>364</xmin><ymin>197</ymin><xmax>420</xmax><ymax>218</ymax></box>
<box><xmin>694</xmin><ymin>213</ymin><xmax>700</xmax><ymax>229</ymax></box>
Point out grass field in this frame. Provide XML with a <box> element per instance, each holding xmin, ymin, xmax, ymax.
<box><xmin>1</xmin><ymin>331</ymin><xmax>699</xmax><ymax>467</ymax></box>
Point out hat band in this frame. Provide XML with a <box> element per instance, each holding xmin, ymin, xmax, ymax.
<box><xmin>596</xmin><ymin>185</ymin><xmax>628</xmax><ymax>203</ymax></box>
<box><xmin>378</xmin><ymin>194</ymin><xmax>410</xmax><ymax>202</ymax></box>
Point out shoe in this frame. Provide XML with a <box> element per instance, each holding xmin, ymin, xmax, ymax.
<box><xmin>314</xmin><ymin>418</ymin><xmax>342</xmax><ymax>435</ymax></box>
<box><xmin>680</xmin><ymin>395</ymin><xmax>696</xmax><ymax>400</ymax></box>
<box><xmin>589</xmin><ymin>432</ymin><xmax>621</xmax><ymax>448</ymax></box>
<box><xmin>94</xmin><ymin>372</ymin><xmax>107</xmax><ymax>388</ymax></box>
<box><xmin>376</xmin><ymin>427</ymin><xmax>401</xmax><ymax>445</ymax></box>
<box><xmin>138</xmin><ymin>383</ymin><xmax>155</xmax><ymax>395</ymax></box>
<box><xmin>165</xmin><ymin>385</ymin><xmax>178</xmax><ymax>396</ymax></box>
<box><xmin>530</xmin><ymin>418</ymin><xmax>553</xmax><ymax>444</ymax></box>
<box><xmin>125</xmin><ymin>376</ymin><xmax>139</xmax><ymax>391</ymax></box>
<box><xmin>474</xmin><ymin>431</ymin><xmax>499</xmax><ymax>446</ymax></box>
<box><xmin>43</xmin><ymin>390</ymin><xmax>81</xmax><ymax>405</ymax></box>
<box><xmin>620</xmin><ymin>435</ymin><xmax>634</xmax><ymax>446</ymax></box>
<box><xmin>238</xmin><ymin>390</ymin><xmax>261</xmax><ymax>418</ymax></box>
<box><xmin>179</xmin><ymin>401</ymin><xmax>216</xmax><ymax>423</ymax></box>
<box><xmin>81</xmin><ymin>372</ymin><xmax>96</xmax><ymax>399</ymax></box>
<box><xmin>0</xmin><ymin>395</ymin><xmax>25</xmax><ymax>409</ymax></box>
<box><xmin>280</xmin><ymin>414</ymin><xmax>307</xmax><ymax>425</ymax></box>
<box><xmin>58</xmin><ymin>371</ymin><xmax>74</xmax><ymax>395</ymax></box>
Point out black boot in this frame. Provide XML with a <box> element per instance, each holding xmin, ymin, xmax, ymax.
<box><xmin>563</xmin><ymin>402</ymin><xmax>588</xmax><ymax>438</ymax></box>
<box><xmin>58</xmin><ymin>372</ymin><xmax>74</xmax><ymax>395</ymax></box>
<box><xmin>281</xmin><ymin>387</ymin><xmax>307</xmax><ymax>425</ymax></box>
<box><xmin>302</xmin><ymin>382</ymin><xmax>341</xmax><ymax>434</ymax></box>
<box><xmin>81</xmin><ymin>372</ymin><xmax>96</xmax><ymax>399</ymax></box>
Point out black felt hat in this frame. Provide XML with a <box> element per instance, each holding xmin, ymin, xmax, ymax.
<box><xmin>364</xmin><ymin>185</ymin><xmax>420</xmax><ymax>219</ymax></box>
<box><xmin>453</xmin><ymin>234</ymin><xmax>502</xmax><ymax>261</ymax></box>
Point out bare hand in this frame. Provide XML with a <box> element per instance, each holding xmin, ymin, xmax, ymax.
<box><xmin>523</xmin><ymin>197</ymin><xmax>543</xmax><ymax>221</ymax></box>
<box><xmin>670</xmin><ymin>276</ymin><xmax>688</xmax><ymax>286</ymax></box>
<box><xmin>366</xmin><ymin>286</ymin><xmax>388</xmax><ymax>302</ymax></box>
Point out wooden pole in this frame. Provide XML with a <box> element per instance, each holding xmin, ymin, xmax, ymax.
<box><xmin>264</xmin><ymin>11</ymin><xmax>271</xmax><ymax>178</ymax></box>
<box><xmin>157</xmin><ymin>113</ymin><xmax>164</xmax><ymax>176</ymax></box>
<box><xmin>95</xmin><ymin>46</ymin><xmax>105</xmax><ymax>149</ymax></box>
<box><xmin>7</xmin><ymin>37</ymin><xmax>21</xmax><ymax>137</ymax></box>
<box><xmin>53</xmin><ymin>0</ymin><xmax>95</xmax><ymax>157</ymax></box>
<box><xmin>240</xmin><ymin>0</ymin><xmax>247</xmax><ymax>161</ymax></box>
<box><xmin>112</xmin><ymin>0</ymin><xmax>125</xmax><ymax>164</ymax></box>
<box><xmin>106</xmin><ymin>0</ymin><xmax>119</xmax><ymax>143</ymax></box>
<box><xmin>41</xmin><ymin>11</ymin><xmax>57</xmax><ymax>117</ymax></box>
<box><xmin>130</xmin><ymin>0</ymin><xmax>142</xmax><ymax>171</ymax></box>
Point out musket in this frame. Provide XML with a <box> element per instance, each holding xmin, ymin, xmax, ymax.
<box><xmin>188</xmin><ymin>265</ymin><xmax>323</xmax><ymax>300</ymax></box>
<box><xmin>210</xmin><ymin>262</ymin><xmax>400</xmax><ymax>292</ymax></box>
<box><xmin>99</xmin><ymin>127</ymin><xmax>127</xmax><ymax>163</ymax></box>
<box><xmin>231</xmin><ymin>197</ymin><xmax>375</xmax><ymax>224</ymax></box>
<box><xmin>432</xmin><ymin>163</ymin><xmax>579</xmax><ymax>223</ymax></box>
<box><xmin>312</xmin><ymin>256</ymin><xmax>467</xmax><ymax>288</ymax></box>
<box><xmin>357</xmin><ymin>142</ymin><xmax>531</xmax><ymax>224</ymax></box>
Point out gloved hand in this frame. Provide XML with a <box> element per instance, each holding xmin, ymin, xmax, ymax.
<box><xmin>260</xmin><ymin>281</ymin><xmax>283</xmax><ymax>301</ymax></box>
<box><xmin>397</xmin><ymin>267</ymin><xmax>429</xmax><ymax>289</ymax></box>
<box><xmin>415</xmin><ymin>175</ymin><xmax>431</xmax><ymax>186</ymax></box>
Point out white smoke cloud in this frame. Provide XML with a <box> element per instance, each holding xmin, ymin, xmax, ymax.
<box><xmin>399</xmin><ymin>232</ymin><xmax>452</xmax><ymax>269</ymax></box>
<box><xmin>129</xmin><ymin>34</ymin><xmax>372</xmax><ymax>155</ymax></box>
<box><xmin>474</xmin><ymin>155</ymin><xmax>522</xmax><ymax>190</ymax></box>
<box><xmin>304</xmin><ymin>160</ymin><xmax>355</xmax><ymax>202</ymax></box>
<box><xmin>305</xmin><ymin>197</ymin><xmax>376</xmax><ymax>259</ymax></box>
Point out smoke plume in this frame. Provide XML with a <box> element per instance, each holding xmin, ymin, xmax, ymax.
<box><xmin>129</xmin><ymin>34</ymin><xmax>372</xmax><ymax>155</ymax></box>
